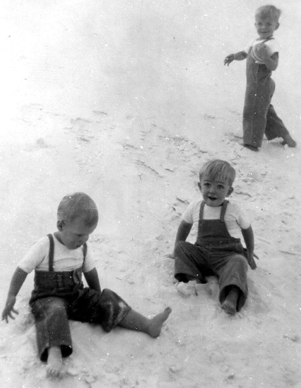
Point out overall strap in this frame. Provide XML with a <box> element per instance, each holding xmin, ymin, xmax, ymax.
<box><xmin>46</xmin><ymin>235</ymin><xmax>87</xmax><ymax>272</ymax></box>
<box><xmin>47</xmin><ymin>234</ymin><xmax>55</xmax><ymax>272</ymax></box>
<box><xmin>83</xmin><ymin>243</ymin><xmax>87</xmax><ymax>263</ymax></box>
<box><xmin>220</xmin><ymin>200</ymin><xmax>229</xmax><ymax>223</ymax></box>
<box><xmin>199</xmin><ymin>201</ymin><xmax>205</xmax><ymax>221</ymax></box>
<box><xmin>254</xmin><ymin>36</ymin><xmax>274</xmax><ymax>45</ymax></box>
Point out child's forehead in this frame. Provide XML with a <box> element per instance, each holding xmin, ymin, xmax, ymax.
<box><xmin>256</xmin><ymin>14</ymin><xmax>277</xmax><ymax>23</ymax></box>
<box><xmin>202</xmin><ymin>174</ymin><xmax>231</xmax><ymax>185</ymax></box>
<box><xmin>68</xmin><ymin>217</ymin><xmax>97</xmax><ymax>232</ymax></box>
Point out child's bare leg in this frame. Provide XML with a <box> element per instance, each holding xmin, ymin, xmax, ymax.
<box><xmin>222</xmin><ymin>286</ymin><xmax>240</xmax><ymax>315</ymax></box>
<box><xmin>46</xmin><ymin>346</ymin><xmax>64</xmax><ymax>378</ymax></box>
<box><xmin>118</xmin><ymin>307</ymin><xmax>171</xmax><ymax>338</ymax></box>
<box><xmin>186</xmin><ymin>275</ymin><xmax>202</xmax><ymax>283</ymax></box>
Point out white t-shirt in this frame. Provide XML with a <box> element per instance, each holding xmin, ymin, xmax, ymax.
<box><xmin>244</xmin><ymin>37</ymin><xmax>279</xmax><ymax>64</ymax></box>
<box><xmin>18</xmin><ymin>235</ymin><xmax>95</xmax><ymax>274</ymax></box>
<box><xmin>182</xmin><ymin>200</ymin><xmax>250</xmax><ymax>239</ymax></box>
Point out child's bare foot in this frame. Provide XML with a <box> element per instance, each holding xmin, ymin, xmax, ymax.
<box><xmin>147</xmin><ymin>307</ymin><xmax>172</xmax><ymax>338</ymax></box>
<box><xmin>177</xmin><ymin>281</ymin><xmax>198</xmax><ymax>297</ymax></box>
<box><xmin>281</xmin><ymin>134</ymin><xmax>297</xmax><ymax>147</ymax></box>
<box><xmin>243</xmin><ymin>144</ymin><xmax>259</xmax><ymax>152</ymax></box>
<box><xmin>222</xmin><ymin>286</ymin><xmax>240</xmax><ymax>315</ymax></box>
<box><xmin>46</xmin><ymin>346</ymin><xmax>64</xmax><ymax>378</ymax></box>
<box><xmin>222</xmin><ymin>299</ymin><xmax>236</xmax><ymax>315</ymax></box>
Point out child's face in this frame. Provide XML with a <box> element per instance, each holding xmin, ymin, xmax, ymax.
<box><xmin>57</xmin><ymin>217</ymin><xmax>97</xmax><ymax>250</ymax></box>
<box><xmin>198</xmin><ymin>175</ymin><xmax>233</xmax><ymax>207</ymax></box>
<box><xmin>255</xmin><ymin>15</ymin><xmax>279</xmax><ymax>39</ymax></box>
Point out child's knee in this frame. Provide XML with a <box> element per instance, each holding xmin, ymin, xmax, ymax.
<box><xmin>46</xmin><ymin>298</ymin><xmax>67</xmax><ymax>315</ymax></box>
<box><xmin>231</xmin><ymin>254</ymin><xmax>248</xmax><ymax>270</ymax></box>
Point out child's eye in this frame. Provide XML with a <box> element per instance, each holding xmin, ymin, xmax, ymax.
<box><xmin>217</xmin><ymin>185</ymin><xmax>224</xmax><ymax>190</ymax></box>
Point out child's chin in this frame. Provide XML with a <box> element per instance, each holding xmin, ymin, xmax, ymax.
<box><xmin>68</xmin><ymin>243</ymin><xmax>81</xmax><ymax>250</ymax></box>
<box><xmin>206</xmin><ymin>199</ymin><xmax>221</xmax><ymax>207</ymax></box>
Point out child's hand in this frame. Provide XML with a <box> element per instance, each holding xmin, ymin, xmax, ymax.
<box><xmin>247</xmin><ymin>252</ymin><xmax>259</xmax><ymax>270</ymax></box>
<box><xmin>224</xmin><ymin>54</ymin><xmax>235</xmax><ymax>66</ymax></box>
<box><xmin>2</xmin><ymin>296</ymin><xmax>19</xmax><ymax>323</ymax></box>
<box><xmin>165</xmin><ymin>252</ymin><xmax>175</xmax><ymax>259</ymax></box>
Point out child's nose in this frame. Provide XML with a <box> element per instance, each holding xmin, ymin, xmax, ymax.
<box><xmin>80</xmin><ymin>235</ymin><xmax>89</xmax><ymax>244</ymax></box>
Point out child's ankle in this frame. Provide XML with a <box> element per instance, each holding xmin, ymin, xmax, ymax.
<box><xmin>282</xmin><ymin>134</ymin><xmax>297</xmax><ymax>147</ymax></box>
<box><xmin>47</xmin><ymin>346</ymin><xmax>64</xmax><ymax>378</ymax></box>
<box><xmin>147</xmin><ymin>307</ymin><xmax>172</xmax><ymax>338</ymax></box>
<box><xmin>185</xmin><ymin>275</ymin><xmax>202</xmax><ymax>283</ymax></box>
<box><xmin>222</xmin><ymin>286</ymin><xmax>240</xmax><ymax>315</ymax></box>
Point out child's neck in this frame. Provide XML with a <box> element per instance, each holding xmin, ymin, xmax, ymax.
<box><xmin>257</xmin><ymin>35</ymin><xmax>273</xmax><ymax>40</ymax></box>
<box><xmin>53</xmin><ymin>232</ymin><xmax>65</xmax><ymax>245</ymax></box>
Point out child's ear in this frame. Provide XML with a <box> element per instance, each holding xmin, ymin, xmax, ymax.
<box><xmin>198</xmin><ymin>182</ymin><xmax>202</xmax><ymax>191</ymax></box>
<box><xmin>227</xmin><ymin>187</ymin><xmax>234</xmax><ymax>197</ymax></box>
<box><xmin>276</xmin><ymin>22</ymin><xmax>280</xmax><ymax>30</ymax></box>
<box><xmin>57</xmin><ymin>220</ymin><xmax>65</xmax><ymax>231</ymax></box>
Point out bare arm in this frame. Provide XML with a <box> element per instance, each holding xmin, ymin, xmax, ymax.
<box><xmin>2</xmin><ymin>267</ymin><xmax>28</xmax><ymax>323</ymax></box>
<box><xmin>256</xmin><ymin>46</ymin><xmax>278</xmax><ymax>70</ymax></box>
<box><xmin>171</xmin><ymin>220</ymin><xmax>193</xmax><ymax>257</ymax></box>
<box><xmin>224</xmin><ymin>51</ymin><xmax>248</xmax><ymax>66</ymax></box>
<box><xmin>84</xmin><ymin>267</ymin><xmax>101</xmax><ymax>294</ymax></box>
<box><xmin>175</xmin><ymin>220</ymin><xmax>193</xmax><ymax>243</ymax></box>
<box><xmin>241</xmin><ymin>226</ymin><xmax>257</xmax><ymax>269</ymax></box>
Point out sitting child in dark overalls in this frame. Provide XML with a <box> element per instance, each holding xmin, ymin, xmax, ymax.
<box><xmin>2</xmin><ymin>192</ymin><xmax>171</xmax><ymax>378</ymax></box>
<box><xmin>172</xmin><ymin>160</ymin><xmax>257</xmax><ymax>315</ymax></box>
<box><xmin>224</xmin><ymin>5</ymin><xmax>296</xmax><ymax>151</ymax></box>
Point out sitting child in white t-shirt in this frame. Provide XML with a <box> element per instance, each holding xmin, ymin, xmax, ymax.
<box><xmin>172</xmin><ymin>160</ymin><xmax>257</xmax><ymax>315</ymax></box>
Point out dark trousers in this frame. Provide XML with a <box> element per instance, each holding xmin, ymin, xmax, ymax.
<box><xmin>243</xmin><ymin>57</ymin><xmax>289</xmax><ymax>148</ymax></box>
<box><xmin>31</xmin><ymin>288</ymin><xmax>131</xmax><ymax>361</ymax></box>
<box><xmin>174</xmin><ymin>241</ymin><xmax>248</xmax><ymax>311</ymax></box>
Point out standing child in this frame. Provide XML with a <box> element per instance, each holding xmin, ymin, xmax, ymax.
<box><xmin>2</xmin><ymin>192</ymin><xmax>171</xmax><ymax>378</ymax></box>
<box><xmin>224</xmin><ymin>5</ymin><xmax>296</xmax><ymax>151</ymax></box>
<box><xmin>172</xmin><ymin>160</ymin><xmax>257</xmax><ymax>315</ymax></box>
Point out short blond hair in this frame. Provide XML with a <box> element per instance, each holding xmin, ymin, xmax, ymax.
<box><xmin>256</xmin><ymin>5</ymin><xmax>281</xmax><ymax>22</ymax></box>
<box><xmin>57</xmin><ymin>192</ymin><xmax>98</xmax><ymax>227</ymax></box>
<box><xmin>199</xmin><ymin>160</ymin><xmax>236</xmax><ymax>186</ymax></box>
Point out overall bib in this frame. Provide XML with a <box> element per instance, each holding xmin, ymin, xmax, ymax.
<box><xmin>243</xmin><ymin>38</ymin><xmax>289</xmax><ymax>148</ymax></box>
<box><xmin>30</xmin><ymin>234</ymin><xmax>131</xmax><ymax>361</ymax></box>
<box><xmin>174</xmin><ymin>201</ymin><xmax>248</xmax><ymax>311</ymax></box>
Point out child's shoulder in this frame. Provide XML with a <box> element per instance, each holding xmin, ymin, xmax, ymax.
<box><xmin>31</xmin><ymin>235</ymin><xmax>51</xmax><ymax>249</ymax></box>
<box><xmin>186</xmin><ymin>198</ymin><xmax>202</xmax><ymax>211</ymax></box>
<box><xmin>266</xmin><ymin>37</ymin><xmax>280</xmax><ymax>50</ymax></box>
<box><xmin>189</xmin><ymin>198</ymin><xmax>202</xmax><ymax>206</ymax></box>
<box><xmin>226</xmin><ymin>200</ymin><xmax>244</xmax><ymax>213</ymax></box>
<box><xmin>18</xmin><ymin>235</ymin><xmax>51</xmax><ymax>272</ymax></box>
<box><xmin>24</xmin><ymin>235</ymin><xmax>51</xmax><ymax>258</ymax></box>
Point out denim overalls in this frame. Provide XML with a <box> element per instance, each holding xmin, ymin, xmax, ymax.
<box><xmin>243</xmin><ymin>37</ymin><xmax>289</xmax><ymax>148</ymax></box>
<box><xmin>174</xmin><ymin>201</ymin><xmax>248</xmax><ymax>311</ymax></box>
<box><xmin>30</xmin><ymin>234</ymin><xmax>131</xmax><ymax>361</ymax></box>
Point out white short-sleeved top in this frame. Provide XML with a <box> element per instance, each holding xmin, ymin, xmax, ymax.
<box><xmin>18</xmin><ymin>235</ymin><xmax>95</xmax><ymax>274</ymax></box>
<box><xmin>244</xmin><ymin>37</ymin><xmax>279</xmax><ymax>64</ymax></box>
<box><xmin>182</xmin><ymin>200</ymin><xmax>251</xmax><ymax>239</ymax></box>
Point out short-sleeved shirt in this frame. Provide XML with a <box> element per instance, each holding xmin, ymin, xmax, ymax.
<box><xmin>18</xmin><ymin>235</ymin><xmax>95</xmax><ymax>274</ymax></box>
<box><xmin>244</xmin><ymin>37</ymin><xmax>279</xmax><ymax>64</ymax></box>
<box><xmin>182</xmin><ymin>200</ymin><xmax>250</xmax><ymax>239</ymax></box>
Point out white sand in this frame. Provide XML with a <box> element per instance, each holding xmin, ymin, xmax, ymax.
<box><xmin>0</xmin><ymin>1</ymin><xmax>300</xmax><ymax>387</ymax></box>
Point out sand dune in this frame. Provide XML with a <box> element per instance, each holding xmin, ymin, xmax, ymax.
<box><xmin>0</xmin><ymin>1</ymin><xmax>300</xmax><ymax>387</ymax></box>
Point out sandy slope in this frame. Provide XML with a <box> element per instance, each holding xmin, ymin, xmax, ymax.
<box><xmin>0</xmin><ymin>1</ymin><xmax>301</xmax><ymax>387</ymax></box>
